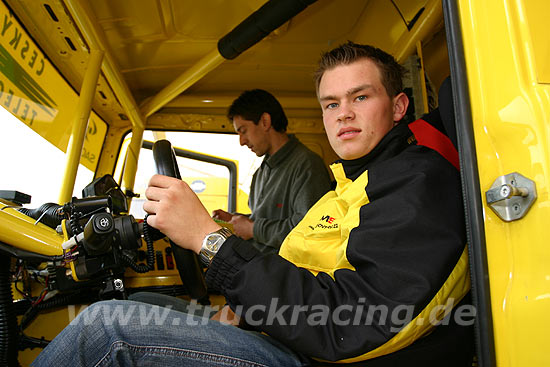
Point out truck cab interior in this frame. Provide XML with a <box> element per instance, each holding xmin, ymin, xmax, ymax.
<box><xmin>0</xmin><ymin>0</ymin><xmax>548</xmax><ymax>365</ymax></box>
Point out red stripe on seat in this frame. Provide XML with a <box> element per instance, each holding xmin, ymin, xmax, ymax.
<box><xmin>408</xmin><ymin>119</ymin><xmax>459</xmax><ymax>170</ymax></box>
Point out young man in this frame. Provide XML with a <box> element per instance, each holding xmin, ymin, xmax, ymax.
<box><xmin>33</xmin><ymin>42</ymin><xmax>473</xmax><ymax>366</ymax></box>
<box><xmin>212</xmin><ymin>89</ymin><xmax>331</xmax><ymax>254</ymax></box>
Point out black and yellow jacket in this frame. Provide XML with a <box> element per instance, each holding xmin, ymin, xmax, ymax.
<box><xmin>206</xmin><ymin>122</ymin><xmax>471</xmax><ymax>365</ymax></box>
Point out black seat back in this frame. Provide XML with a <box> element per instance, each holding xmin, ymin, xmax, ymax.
<box><xmin>408</xmin><ymin>76</ymin><xmax>459</xmax><ymax>170</ymax></box>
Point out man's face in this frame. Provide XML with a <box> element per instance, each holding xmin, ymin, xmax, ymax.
<box><xmin>318</xmin><ymin>58</ymin><xmax>406</xmax><ymax>160</ymax></box>
<box><xmin>233</xmin><ymin>115</ymin><xmax>270</xmax><ymax>157</ymax></box>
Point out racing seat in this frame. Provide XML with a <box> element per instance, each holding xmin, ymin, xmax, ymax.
<box><xmin>408</xmin><ymin>76</ymin><xmax>459</xmax><ymax>170</ymax></box>
<box><xmin>360</xmin><ymin>79</ymin><xmax>472</xmax><ymax>366</ymax></box>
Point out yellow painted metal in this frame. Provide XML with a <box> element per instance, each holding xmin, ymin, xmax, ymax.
<box><xmin>124</xmin><ymin>275</ymin><xmax>182</xmax><ymax>288</ymax></box>
<box><xmin>56</xmin><ymin>219</ymin><xmax>81</xmax><ymax>282</ymax></box>
<box><xmin>458</xmin><ymin>0</ymin><xmax>550</xmax><ymax>365</ymax></box>
<box><xmin>63</xmin><ymin>0</ymin><xmax>148</xmax><ymax>194</ymax></box>
<box><xmin>236</xmin><ymin>187</ymin><xmax>251</xmax><ymax>215</ymax></box>
<box><xmin>415</xmin><ymin>41</ymin><xmax>429</xmax><ymax>114</ymax></box>
<box><xmin>393</xmin><ymin>0</ymin><xmax>443</xmax><ymax>63</ymax></box>
<box><xmin>0</xmin><ymin>203</ymin><xmax>62</xmax><ymax>256</ymax></box>
<box><xmin>94</xmin><ymin>125</ymin><xmax>128</xmax><ymax>179</ymax></box>
<box><xmin>140</xmin><ymin>49</ymin><xmax>225</xmax><ymax>117</ymax></box>
<box><xmin>69</xmin><ymin>261</ymin><xmax>81</xmax><ymax>282</ymax></box>
<box><xmin>165</xmin><ymin>94</ymin><xmax>321</xmax><ymax>110</ymax></box>
<box><xmin>122</xmin><ymin>127</ymin><xmax>145</xmax><ymax>194</ymax></box>
<box><xmin>58</xmin><ymin>50</ymin><xmax>104</xmax><ymax>204</ymax></box>
<box><xmin>522</xmin><ymin>2</ymin><xmax>550</xmax><ymax>83</ymax></box>
<box><xmin>63</xmin><ymin>0</ymin><xmax>145</xmax><ymax>130</ymax></box>
<box><xmin>113</xmin><ymin>135</ymin><xmax>132</xmax><ymax>184</ymax></box>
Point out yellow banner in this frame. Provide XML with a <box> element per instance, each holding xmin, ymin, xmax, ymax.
<box><xmin>0</xmin><ymin>4</ymin><xmax>106</xmax><ymax>171</ymax></box>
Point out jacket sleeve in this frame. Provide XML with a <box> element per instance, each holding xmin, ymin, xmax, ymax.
<box><xmin>206</xmin><ymin>149</ymin><xmax>467</xmax><ymax>362</ymax></box>
<box><xmin>252</xmin><ymin>157</ymin><xmax>331</xmax><ymax>249</ymax></box>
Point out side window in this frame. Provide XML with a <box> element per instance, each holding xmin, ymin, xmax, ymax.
<box><xmin>0</xmin><ymin>5</ymin><xmax>107</xmax><ymax>206</ymax></box>
<box><xmin>0</xmin><ymin>105</ymin><xmax>102</xmax><ymax>205</ymax></box>
<box><xmin>121</xmin><ymin>131</ymin><xmax>262</xmax><ymax>219</ymax></box>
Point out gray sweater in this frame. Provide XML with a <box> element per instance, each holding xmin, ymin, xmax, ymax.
<box><xmin>248</xmin><ymin>135</ymin><xmax>331</xmax><ymax>253</ymax></box>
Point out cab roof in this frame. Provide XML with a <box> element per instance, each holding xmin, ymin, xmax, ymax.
<box><xmin>6</xmin><ymin>0</ymin><xmax>446</xmax><ymax>128</ymax></box>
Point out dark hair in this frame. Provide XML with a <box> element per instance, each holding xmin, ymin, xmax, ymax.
<box><xmin>227</xmin><ymin>89</ymin><xmax>288</xmax><ymax>132</ymax></box>
<box><xmin>314</xmin><ymin>41</ymin><xmax>406</xmax><ymax>97</ymax></box>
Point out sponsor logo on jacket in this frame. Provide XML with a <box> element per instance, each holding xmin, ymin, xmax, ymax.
<box><xmin>309</xmin><ymin>215</ymin><xmax>339</xmax><ymax>230</ymax></box>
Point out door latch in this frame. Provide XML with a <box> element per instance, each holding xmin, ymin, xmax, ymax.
<box><xmin>485</xmin><ymin>172</ymin><xmax>536</xmax><ymax>222</ymax></box>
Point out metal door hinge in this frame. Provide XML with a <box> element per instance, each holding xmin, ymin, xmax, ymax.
<box><xmin>485</xmin><ymin>172</ymin><xmax>536</xmax><ymax>222</ymax></box>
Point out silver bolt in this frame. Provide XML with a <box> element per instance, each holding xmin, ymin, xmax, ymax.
<box><xmin>500</xmin><ymin>185</ymin><xmax>510</xmax><ymax>198</ymax></box>
<box><xmin>512</xmin><ymin>203</ymin><xmax>521</xmax><ymax>212</ymax></box>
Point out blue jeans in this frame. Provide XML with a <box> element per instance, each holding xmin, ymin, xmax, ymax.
<box><xmin>128</xmin><ymin>291</ymin><xmax>219</xmax><ymax>318</ymax></box>
<box><xmin>32</xmin><ymin>300</ymin><xmax>308</xmax><ymax>367</ymax></box>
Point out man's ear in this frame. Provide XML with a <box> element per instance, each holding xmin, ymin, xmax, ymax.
<box><xmin>392</xmin><ymin>92</ymin><xmax>409</xmax><ymax>122</ymax></box>
<box><xmin>260</xmin><ymin>112</ymin><xmax>272</xmax><ymax>131</ymax></box>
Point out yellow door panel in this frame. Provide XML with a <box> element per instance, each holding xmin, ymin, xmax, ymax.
<box><xmin>458</xmin><ymin>0</ymin><xmax>550</xmax><ymax>365</ymax></box>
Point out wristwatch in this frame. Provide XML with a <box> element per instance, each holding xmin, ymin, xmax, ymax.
<box><xmin>199</xmin><ymin>227</ymin><xmax>233</xmax><ymax>267</ymax></box>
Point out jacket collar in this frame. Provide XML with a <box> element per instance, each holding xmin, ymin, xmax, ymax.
<box><xmin>336</xmin><ymin>123</ymin><xmax>414</xmax><ymax>181</ymax></box>
<box><xmin>263</xmin><ymin>134</ymin><xmax>298</xmax><ymax>169</ymax></box>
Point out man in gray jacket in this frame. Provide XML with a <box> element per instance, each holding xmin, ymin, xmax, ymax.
<box><xmin>213</xmin><ymin>89</ymin><xmax>331</xmax><ymax>253</ymax></box>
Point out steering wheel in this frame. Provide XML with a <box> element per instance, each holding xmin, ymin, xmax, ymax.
<box><xmin>151</xmin><ymin>139</ymin><xmax>208</xmax><ymax>300</ymax></box>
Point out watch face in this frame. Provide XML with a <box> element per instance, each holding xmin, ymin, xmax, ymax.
<box><xmin>205</xmin><ymin>234</ymin><xmax>224</xmax><ymax>252</ymax></box>
<box><xmin>200</xmin><ymin>228</ymin><xmax>231</xmax><ymax>266</ymax></box>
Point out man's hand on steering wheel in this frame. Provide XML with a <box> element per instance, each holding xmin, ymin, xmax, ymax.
<box><xmin>143</xmin><ymin>174</ymin><xmax>221</xmax><ymax>254</ymax></box>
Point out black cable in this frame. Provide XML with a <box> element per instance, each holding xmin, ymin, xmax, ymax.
<box><xmin>19</xmin><ymin>290</ymin><xmax>98</xmax><ymax>331</ymax></box>
<box><xmin>0</xmin><ymin>255</ymin><xmax>19</xmax><ymax>365</ymax></box>
<box><xmin>390</xmin><ymin>0</ymin><xmax>408</xmax><ymax>28</ymax></box>
<box><xmin>14</xmin><ymin>262</ymin><xmax>31</xmax><ymax>302</ymax></box>
<box><xmin>142</xmin><ymin>217</ymin><xmax>156</xmax><ymax>270</ymax></box>
<box><xmin>17</xmin><ymin>203</ymin><xmax>64</xmax><ymax>230</ymax></box>
<box><xmin>69</xmin><ymin>212</ymin><xmax>83</xmax><ymax>237</ymax></box>
<box><xmin>0</xmin><ymin>241</ymin><xmax>65</xmax><ymax>263</ymax></box>
<box><xmin>19</xmin><ymin>334</ymin><xmax>49</xmax><ymax>350</ymax></box>
<box><xmin>120</xmin><ymin>215</ymin><xmax>155</xmax><ymax>273</ymax></box>
<box><xmin>389</xmin><ymin>1</ymin><xmax>425</xmax><ymax>31</ymax></box>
